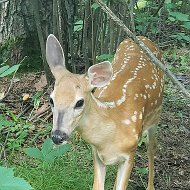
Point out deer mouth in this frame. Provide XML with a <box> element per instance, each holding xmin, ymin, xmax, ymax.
<box><xmin>51</xmin><ymin>130</ymin><xmax>69</xmax><ymax>145</ymax></box>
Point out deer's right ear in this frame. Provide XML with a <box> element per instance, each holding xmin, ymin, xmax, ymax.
<box><xmin>46</xmin><ymin>34</ymin><xmax>67</xmax><ymax>78</ymax></box>
<box><xmin>87</xmin><ymin>61</ymin><xmax>113</xmax><ymax>88</ymax></box>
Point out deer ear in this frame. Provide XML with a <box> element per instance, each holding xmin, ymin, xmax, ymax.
<box><xmin>46</xmin><ymin>34</ymin><xmax>67</xmax><ymax>78</ymax></box>
<box><xmin>87</xmin><ymin>61</ymin><xmax>113</xmax><ymax>88</ymax></box>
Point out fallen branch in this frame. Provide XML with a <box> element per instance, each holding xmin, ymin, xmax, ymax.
<box><xmin>95</xmin><ymin>0</ymin><xmax>190</xmax><ymax>98</ymax></box>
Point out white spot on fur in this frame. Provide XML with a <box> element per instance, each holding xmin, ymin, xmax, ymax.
<box><xmin>139</xmin><ymin>112</ymin><xmax>142</xmax><ymax>119</ymax></box>
<box><xmin>122</xmin><ymin>119</ymin><xmax>131</xmax><ymax>125</ymax></box>
<box><xmin>131</xmin><ymin>115</ymin><xmax>137</xmax><ymax>122</ymax></box>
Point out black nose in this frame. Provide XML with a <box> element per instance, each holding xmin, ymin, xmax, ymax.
<box><xmin>51</xmin><ymin>130</ymin><xmax>68</xmax><ymax>145</ymax></box>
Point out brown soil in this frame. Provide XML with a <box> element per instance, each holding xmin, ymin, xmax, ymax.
<box><xmin>0</xmin><ymin>72</ymin><xmax>189</xmax><ymax>190</ymax></box>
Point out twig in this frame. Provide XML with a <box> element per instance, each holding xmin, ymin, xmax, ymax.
<box><xmin>44</xmin><ymin>112</ymin><xmax>53</xmax><ymax>121</ymax></box>
<box><xmin>129</xmin><ymin>0</ymin><xmax>136</xmax><ymax>34</ymax></box>
<box><xmin>144</xmin><ymin>0</ymin><xmax>166</xmax><ymax>35</ymax></box>
<box><xmin>17</xmin><ymin>103</ymin><xmax>33</xmax><ymax>118</ymax></box>
<box><xmin>0</xmin><ymin>0</ymin><xmax>9</xmax><ymax>4</ymax></box>
<box><xmin>95</xmin><ymin>0</ymin><xmax>190</xmax><ymax>98</ymax></box>
<box><xmin>29</xmin><ymin>106</ymin><xmax>51</xmax><ymax>122</ymax></box>
<box><xmin>0</xmin><ymin>131</ymin><xmax>10</xmax><ymax>167</ymax></box>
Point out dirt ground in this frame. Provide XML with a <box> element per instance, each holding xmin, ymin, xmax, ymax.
<box><xmin>0</xmin><ymin>72</ymin><xmax>189</xmax><ymax>190</ymax></box>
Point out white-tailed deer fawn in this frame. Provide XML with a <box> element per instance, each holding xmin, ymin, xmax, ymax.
<box><xmin>46</xmin><ymin>34</ymin><xmax>164</xmax><ymax>190</ymax></box>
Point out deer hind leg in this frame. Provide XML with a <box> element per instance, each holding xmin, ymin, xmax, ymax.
<box><xmin>92</xmin><ymin>147</ymin><xmax>106</xmax><ymax>190</ymax></box>
<box><xmin>147</xmin><ymin>126</ymin><xmax>157</xmax><ymax>190</ymax></box>
<box><xmin>114</xmin><ymin>153</ymin><xmax>135</xmax><ymax>190</ymax></box>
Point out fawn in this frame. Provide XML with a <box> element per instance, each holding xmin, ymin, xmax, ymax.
<box><xmin>46</xmin><ymin>34</ymin><xmax>164</xmax><ymax>190</ymax></box>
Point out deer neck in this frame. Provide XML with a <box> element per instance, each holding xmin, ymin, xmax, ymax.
<box><xmin>77</xmin><ymin>92</ymin><xmax>115</xmax><ymax>147</ymax></box>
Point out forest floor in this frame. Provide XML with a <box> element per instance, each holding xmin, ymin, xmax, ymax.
<box><xmin>0</xmin><ymin>59</ymin><xmax>190</xmax><ymax>190</ymax></box>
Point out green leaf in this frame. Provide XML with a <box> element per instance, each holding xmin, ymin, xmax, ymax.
<box><xmin>0</xmin><ymin>119</ymin><xmax>14</xmax><ymax>128</ymax></box>
<box><xmin>96</xmin><ymin>54</ymin><xmax>114</xmax><ymax>62</ymax></box>
<box><xmin>169</xmin><ymin>12</ymin><xmax>190</xmax><ymax>22</ymax></box>
<box><xmin>24</xmin><ymin>147</ymin><xmax>44</xmax><ymax>160</ymax></box>
<box><xmin>0</xmin><ymin>64</ymin><xmax>20</xmax><ymax>77</ymax></box>
<box><xmin>168</xmin><ymin>16</ymin><xmax>175</xmax><ymax>22</ymax></box>
<box><xmin>51</xmin><ymin>144</ymin><xmax>70</xmax><ymax>157</ymax></box>
<box><xmin>41</xmin><ymin>138</ymin><xmax>53</xmax><ymax>156</ymax></box>
<box><xmin>45</xmin><ymin>144</ymin><xmax>71</xmax><ymax>163</ymax></box>
<box><xmin>135</xmin><ymin>0</ymin><xmax>147</xmax><ymax>9</ymax></box>
<box><xmin>0</xmin><ymin>66</ymin><xmax>9</xmax><ymax>75</ymax></box>
<box><xmin>32</xmin><ymin>91</ymin><xmax>43</xmax><ymax>109</ymax></box>
<box><xmin>91</xmin><ymin>3</ymin><xmax>100</xmax><ymax>10</ymax></box>
<box><xmin>32</xmin><ymin>91</ymin><xmax>43</xmax><ymax>101</ymax></box>
<box><xmin>135</xmin><ymin>167</ymin><xmax>148</xmax><ymax>175</ymax></box>
<box><xmin>182</xmin><ymin>22</ymin><xmax>190</xmax><ymax>29</ymax></box>
<box><xmin>172</xmin><ymin>33</ymin><xmax>190</xmax><ymax>42</ymax></box>
<box><xmin>74</xmin><ymin>20</ymin><xmax>83</xmax><ymax>32</ymax></box>
<box><xmin>0</xmin><ymin>167</ymin><xmax>33</xmax><ymax>190</ymax></box>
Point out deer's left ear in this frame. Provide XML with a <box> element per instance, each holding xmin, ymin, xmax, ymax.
<box><xmin>87</xmin><ymin>61</ymin><xmax>113</xmax><ymax>88</ymax></box>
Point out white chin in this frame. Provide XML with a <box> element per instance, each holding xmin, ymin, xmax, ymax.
<box><xmin>61</xmin><ymin>141</ymin><xmax>68</xmax><ymax>145</ymax></box>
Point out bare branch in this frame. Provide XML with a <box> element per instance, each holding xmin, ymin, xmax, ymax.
<box><xmin>95</xmin><ymin>0</ymin><xmax>190</xmax><ymax>98</ymax></box>
<box><xmin>0</xmin><ymin>0</ymin><xmax>9</xmax><ymax>4</ymax></box>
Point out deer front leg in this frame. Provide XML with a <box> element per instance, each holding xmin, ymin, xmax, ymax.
<box><xmin>114</xmin><ymin>153</ymin><xmax>135</xmax><ymax>190</ymax></box>
<box><xmin>92</xmin><ymin>146</ymin><xmax>106</xmax><ymax>190</ymax></box>
<box><xmin>147</xmin><ymin>127</ymin><xmax>157</xmax><ymax>190</ymax></box>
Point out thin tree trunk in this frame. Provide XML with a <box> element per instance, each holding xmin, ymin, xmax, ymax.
<box><xmin>32</xmin><ymin>0</ymin><xmax>53</xmax><ymax>84</ymax></box>
<box><xmin>65</xmin><ymin>0</ymin><xmax>76</xmax><ymax>73</ymax></box>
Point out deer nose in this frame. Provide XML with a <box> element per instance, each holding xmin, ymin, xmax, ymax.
<box><xmin>51</xmin><ymin>130</ymin><xmax>68</xmax><ymax>145</ymax></box>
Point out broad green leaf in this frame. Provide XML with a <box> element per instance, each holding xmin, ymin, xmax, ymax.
<box><xmin>74</xmin><ymin>25</ymin><xmax>83</xmax><ymax>32</ymax></box>
<box><xmin>41</xmin><ymin>138</ymin><xmax>53</xmax><ymax>156</ymax></box>
<box><xmin>0</xmin><ymin>65</ymin><xmax>9</xmax><ymax>75</ymax></box>
<box><xmin>168</xmin><ymin>16</ymin><xmax>175</xmax><ymax>22</ymax></box>
<box><xmin>0</xmin><ymin>64</ymin><xmax>20</xmax><ymax>77</ymax></box>
<box><xmin>135</xmin><ymin>0</ymin><xmax>147</xmax><ymax>9</ymax></box>
<box><xmin>74</xmin><ymin>20</ymin><xmax>83</xmax><ymax>32</ymax></box>
<box><xmin>45</xmin><ymin>144</ymin><xmax>71</xmax><ymax>163</ymax></box>
<box><xmin>0</xmin><ymin>167</ymin><xmax>33</xmax><ymax>190</ymax></box>
<box><xmin>182</xmin><ymin>22</ymin><xmax>190</xmax><ymax>29</ymax></box>
<box><xmin>91</xmin><ymin>2</ymin><xmax>100</xmax><ymax>10</ymax></box>
<box><xmin>51</xmin><ymin>144</ymin><xmax>70</xmax><ymax>157</ymax></box>
<box><xmin>169</xmin><ymin>12</ymin><xmax>189</xmax><ymax>22</ymax></box>
<box><xmin>24</xmin><ymin>147</ymin><xmax>44</xmax><ymax>160</ymax></box>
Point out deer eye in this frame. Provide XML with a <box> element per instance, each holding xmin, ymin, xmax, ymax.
<box><xmin>49</xmin><ymin>97</ymin><xmax>54</xmax><ymax>107</ymax></box>
<box><xmin>75</xmin><ymin>99</ymin><xmax>84</xmax><ymax>109</ymax></box>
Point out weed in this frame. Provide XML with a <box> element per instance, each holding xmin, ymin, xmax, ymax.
<box><xmin>0</xmin><ymin>166</ymin><xmax>33</xmax><ymax>190</ymax></box>
<box><xmin>24</xmin><ymin>138</ymin><xmax>70</xmax><ymax>166</ymax></box>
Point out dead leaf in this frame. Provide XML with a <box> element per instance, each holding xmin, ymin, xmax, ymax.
<box><xmin>22</xmin><ymin>93</ymin><xmax>30</xmax><ymax>101</ymax></box>
<box><xmin>34</xmin><ymin>102</ymin><xmax>49</xmax><ymax>115</ymax></box>
<box><xmin>0</xmin><ymin>92</ymin><xmax>5</xmax><ymax>100</ymax></box>
<box><xmin>34</xmin><ymin>74</ymin><xmax>47</xmax><ymax>91</ymax></box>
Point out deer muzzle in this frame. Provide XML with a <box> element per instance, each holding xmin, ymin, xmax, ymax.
<box><xmin>51</xmin><ymin>130</ymin><xmax>69</xmax><ymax>145</ymax></box>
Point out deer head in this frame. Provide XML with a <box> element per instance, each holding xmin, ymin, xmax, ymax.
<box><xmin>46</xmin><ymin>34</ymin><xmax>113</xmax><ymax>144</ymax></box>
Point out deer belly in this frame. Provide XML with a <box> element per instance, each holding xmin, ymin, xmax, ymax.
<box><xmin>97</xmin><ymin>149</ymin><xmax>129</xmax><ymax>165</ymax></box>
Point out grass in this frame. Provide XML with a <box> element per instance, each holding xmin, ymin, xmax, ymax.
<box><xmin>7</xmin><ymin>138</ymin><xmax>146</xmax><ymax>190</ymax></box>
<box><xmin>12</xmin><ymin>140</ymin><xmax>94</xmax><ymax>190</ymax></box>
